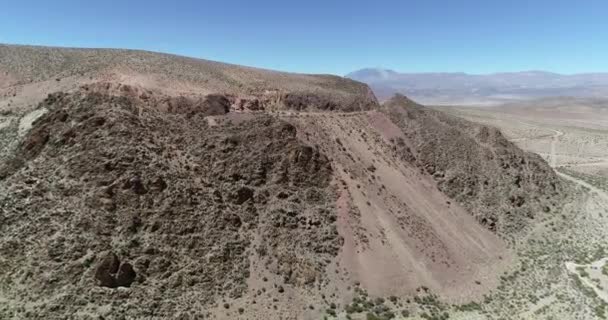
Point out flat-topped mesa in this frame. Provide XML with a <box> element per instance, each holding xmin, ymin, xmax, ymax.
<box><xmin>0</xmin><ymin>44</ymin><xmax>379</xmax><ymax>113</ymax></box>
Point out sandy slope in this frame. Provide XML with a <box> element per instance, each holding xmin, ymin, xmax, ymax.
<box><xmin>285</xmin><ymin>111</ymin><xmax>510</xmax><ymax>301</ymax></box>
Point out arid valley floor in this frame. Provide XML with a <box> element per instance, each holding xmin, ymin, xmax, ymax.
<box><xmin>444</xmin><ymin>99</ymin><xmax>608</xmax><ymax>320</ymax></box>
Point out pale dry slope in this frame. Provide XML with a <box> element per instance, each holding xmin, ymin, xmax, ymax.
<box><xmin>285</xmin><ymin>111</ymin><xmax>510</xmax><ymax>301</ymax></box>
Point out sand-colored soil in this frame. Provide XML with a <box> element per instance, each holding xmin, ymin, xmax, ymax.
<box><xmin>445</xmin><ymin>99</ymin><xmax>608</xmax><ymax>319</ymax></box>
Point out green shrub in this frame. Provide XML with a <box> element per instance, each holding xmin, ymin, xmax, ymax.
<box><xmin>576</xmin><ymin>266</ymin><xmax>589</xmax><ymax>278</ymax></box>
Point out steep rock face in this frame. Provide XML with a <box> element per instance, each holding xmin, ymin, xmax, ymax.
<box><xmin>76</xmin><ymin>81</ymin><xmax>375</xmax><ymax>114</ymax></box>
<box><xmin>381</xmin><ymin>95</ymin><xmax>562</xmax><ymax>236</ymax></box>
<box><xmin>0</xmin><ymin>92</ymin><xmax>340</xmax><ymax>318</ymax></box>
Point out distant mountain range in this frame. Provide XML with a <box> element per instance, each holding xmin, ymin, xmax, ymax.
<box><xmin>346</xmin><ymin>68</ymin><xmax>608</xmax><ymax>105</ymax></box>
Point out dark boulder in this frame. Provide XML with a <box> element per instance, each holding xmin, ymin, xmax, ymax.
<box><xmin>94</xmin><ymin>252</ymin><xmax>137</xmax><ymax>288</ymax></box>
<box><xmin>94</xmin><ymin>252</ymin><xmax>120</xmax><ymax>288</ymax></box>
<box><xmin>233</xmin><ymin>186</ymin><xmax>254</xmax><ymax>205</ymax></box>
<box><xmin>116</xmin><ymin>263</ymin><xmax>137</xmax><ymax>287</ymax></box>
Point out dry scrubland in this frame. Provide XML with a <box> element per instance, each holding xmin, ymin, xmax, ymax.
<box><xmin>0</xmin><ymin>45</ymin><xmax>605</xmax><ymax>319</ymax></box>
<box><xmin>445</xmin><ymin>100</ymin><xmax>608</xmax><ymax>319</ymax></box>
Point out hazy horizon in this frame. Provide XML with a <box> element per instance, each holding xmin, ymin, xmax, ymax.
<box><xmin>348</xmin><ymin>67</ymin><xmax>608</xmax><ymax>77</ymax></box>
<box><xmin>1</xmin><ymin>0</ymin><xmax>607</xmax><ymax>75</ymax></box>
<box><xmin>2</xmin><ymin>42</ymin><xmax>607</xmax><ymax>77</ymax></box>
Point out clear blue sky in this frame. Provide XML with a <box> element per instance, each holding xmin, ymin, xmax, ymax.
<box><xmin>1</xmin><ymin>0</ymin><xmax>606</xmax><ymax>75</ymax></box>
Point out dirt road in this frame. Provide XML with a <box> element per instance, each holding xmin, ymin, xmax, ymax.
<box><xmin>565</xmin><ymin>259</ymin><xmax>608</xmax><ymax>304</ymax></box>
<box><xmin>549</xmin><ymin>129</ymin><xmax>564</xmax><ymax>167</ymax></box>
<box><xmin>540</xmin><ymin>125</ymin><xmax>608</xmax><ymax>305</ymax></box>
<box><xmin>542</xmin><ymin>127</ymin><xmax>608</xmax><ymax>201</ymax></box>
<box><xmin>556</xmin><ymin>171</ymin><xmax>608</xmax><ymax>202</ymax></box>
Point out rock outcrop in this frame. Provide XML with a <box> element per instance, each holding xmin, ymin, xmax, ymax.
<box><xmin>0</xmin><ymin>92</ymin><xmax>340</xmax><ymax>318</ymax></box>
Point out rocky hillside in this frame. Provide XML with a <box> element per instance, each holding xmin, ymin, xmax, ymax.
<box><xmin>0</xmin><ymin>45</ymin><xmax>564</xmax><ymax>319</ymax></box>
<box><xmin>381</xmin><ymin>95</ymin><xmax>563</xmax><ymax>238</ymax></box>
<box><xmin>0</xmin><ymin>92</ymin><xmax>341</xmax><ymax>319</ymax></box>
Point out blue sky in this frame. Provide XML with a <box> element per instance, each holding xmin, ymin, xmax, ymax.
<box><xmin>1</xmin><ymin>0</ymin><xmax>606</xmax><ymax>75</ymax></box>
